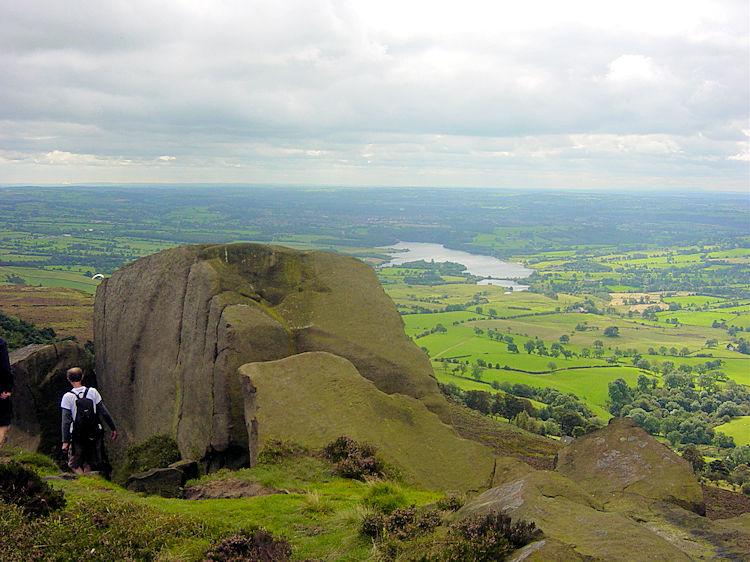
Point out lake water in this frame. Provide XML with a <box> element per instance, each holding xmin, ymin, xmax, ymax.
<box><xmin>380</xmin><ymin>241</ymin><xmax>532</xmax><ymax>291</ymax></box>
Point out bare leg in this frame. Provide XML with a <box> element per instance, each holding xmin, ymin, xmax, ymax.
<box><xmin>0</xmin><ymin>425</ymin><xmax>9</xmax><ymax>448</ymax></box>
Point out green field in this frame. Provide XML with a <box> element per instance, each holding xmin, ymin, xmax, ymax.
<box><xmin>0</xmin><ymin>266</ymin><xmax>101</xmax><ymax>294</ymax></box>
<box><xmin>713</xmin><ymin>416</ymin><xmax>750</xmax><ymax>447</ymax></box>
<box><xmin>434</xmin><ymin>365</ymin><xmax>643</xmax><ymax>419</ymax></box>
<box><xmin>387</xmin><ymin>275</ymin><xmax>749</xmax><ymax>423</ymax></box>
<box><xmin>657</xmin><ymin>309</ymin><xmax>750</xmax><ymax>329</ymax></box>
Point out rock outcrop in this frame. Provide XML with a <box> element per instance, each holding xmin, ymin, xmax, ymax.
<box><xmin>241</xmin><ymin>351</ymin><xmax>496</xmax><ymax>491</ymax></box>
<box><xmin>94</xmin><ymin>243</ymin><xmax>448</xmax><ymax>467</ymax></box>
<box><xmin>556</xmin><ymin>417</ymin><xmax>705</xmax><ymax>515</ymax></box>
<box><xmin>455</xmin><ymin>416</ymin><xmax>750</xmax><ymax>560</ymax></box>
<box><xmin>8</xmin><ymin>341</ymin><xmax>94</xmax><ymax>457</ymax></box>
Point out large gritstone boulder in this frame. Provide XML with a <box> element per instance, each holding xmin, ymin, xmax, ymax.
<box><xmin>8</xmin><ymin>341</ymin><xmax>94</xmax><ymax>458</ymax></box>
<box><xmin>241</xmin><ymin>351</ymin><xmax>496</xmax><ymax>491</ymax></box>
<box><xmin>94</xmin><ymin>243</ymin><xmax>448</xmax><ymax>468</ymax></box>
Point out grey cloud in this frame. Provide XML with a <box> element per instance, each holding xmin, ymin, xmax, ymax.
<box><xmin>0</xmin><ymin>0</ymin><xmax>746</xmax><ymax>189</ymax></box>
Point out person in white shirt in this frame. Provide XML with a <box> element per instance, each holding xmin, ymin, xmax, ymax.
<box><xmin>60</xmin><ymin>367</ymin><xmax>118</xmax><ymax>475</ymax></box>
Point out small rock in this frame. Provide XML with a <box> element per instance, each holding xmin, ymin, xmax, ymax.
<box><xmin>125</xmin><ymin>467</ymin><xmax>184</xmax><ymax>498</ymax></box>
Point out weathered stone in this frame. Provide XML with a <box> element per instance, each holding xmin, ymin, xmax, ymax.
<box><xmin>95</xmin><ymin>243</ymin><xmax>447</xmax><ymax>468</ymax></box>
<box><xmin>8</xmin><ymin>341</ymin><xmax>93</xmax><ymax>458</ymax></box>
<box><xmin>453</xmin><ymin>417</ymin><xmax>750</xmax><ymax>560</ymax></box>
<box><xmin>556</xmin><ymin>417</ymin><xmax>705</xmax><ymax>515</ymax></box>
<box><xmin>125</xmin><ymin>467</ymin><xmax>184</xmax><ymax>498</ymax></box>
<box><xmin>241</xmin><ymin>351</ymin><xmax>496</xmax><ymax>491</ymax></box>
<box><xmin>507</xmin><ymin>538</ymin><xmax>592</xmax><ymax>562</ymax></box>
<box><xmin>458</xmin><ymin>471</ymin><xmax>691</xmax><ymax>561</ymax></box>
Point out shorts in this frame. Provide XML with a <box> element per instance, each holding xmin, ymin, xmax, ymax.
<box><xmin>0</xmin><ymin>397</ymin><xmax>11</xmax><ymax>427</ymax></box>
<box><xmin>68</xmin><ymin>437</ymin><xmax>103</xmax><ymax>471</ymax></box>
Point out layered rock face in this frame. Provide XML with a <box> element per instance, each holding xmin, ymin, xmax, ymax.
<box><xmin>94</xmin><ymin>243</ymin><xmax>448</xmax><ymax>467</ymax></box>
<box><xmin>8</xmin><ymin>341</ymin><xmax>93</xmax><ymax>457</ymax></box>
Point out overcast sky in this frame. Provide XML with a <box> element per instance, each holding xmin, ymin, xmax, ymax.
<box><xmin>1</xmin><ymin>0</ymin><xmax>748</xmax><ymax>190</ymax></box>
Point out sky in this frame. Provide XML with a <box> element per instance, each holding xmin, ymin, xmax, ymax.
<box><xmin>1</xmin><ymin>0</ymin><xmax>748</xmax><ymax>191</ymax></box>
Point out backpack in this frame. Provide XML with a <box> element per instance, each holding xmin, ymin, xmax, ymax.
<box><xmin>71</xmin><ymin>387</ymin><xmax>101</xmax><ymax>442</ymax></box>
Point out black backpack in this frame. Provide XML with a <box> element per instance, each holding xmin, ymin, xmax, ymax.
<box><xmin>71</xmin><ymin>387</ymin><xmax>101</xmax><ymax>442</ymax></box>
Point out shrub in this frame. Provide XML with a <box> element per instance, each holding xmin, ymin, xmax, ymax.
<box><xmin>322</xmin><ymin>436</ymin><xmax>391</xmax><ymax>480</ymax></box>
<box><xmin>360</xmin><ymin>505</ymin><xmax>442</xmax><ymax>541</ymax></box>
<box><xmin>0</xmin><ymin>461</ymin><xmax>65</xmax><ymax>517</ymax></box>
<box><xmin>360</xmin><ymin>511</ymin><xmax>386</xmax><ymax>538</ymax></box>
<box><xmin>436</xmin><ymin>494</ymin><xmax>465</xmax><ymax>512</ymax></box>
<box><xmin>121</xmin><ymin>434</ymin><xmax>181</xmax><ymax>479</ymax></box>
<box><xmin>204</xmin><ymin>527</ymin><xmax>292</xmax><ymax>561</ymax></box>
<box><xmin>443</xmin><ymin>512</ymin><xmax>542</xmax><ymax>561</ymax></box>
<box><xmin>1</xmin><ymin>496</ymin><xmax>212</xmax><ymax>561</ymax></box>
<box><xmin>362</xmin><ymin>481</ymin><xmax>409</xmax><ymax>514</ymax></box>
<box><xmin>257</xmin><ymin>439</ymin><xmax>309</xmax><ymax>464</ymax></box>
<box><xmin>742</xmin><ymin>483</ymin><xmax>750</xmax><ymax>496</ymax></box>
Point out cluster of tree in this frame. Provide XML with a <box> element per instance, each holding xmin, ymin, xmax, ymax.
<box><xmin>527</xmin><ymin>260</ymin><xmax>748</xmax><ymax>300</ymax></box>
<box><xmin>618</xmin><ymin>262</ymin><xmax>750</xmax><ymax>298</ymax></box>
<box><xmin>492</xmin><ymin>381</ymin><xmax>595</xmax><ymax>421</ymax></box>
<box><xmin>401</xmin><ymin>270</ymin><xmax>445</xmax><ymax>285</ymax></box>
<box><xmin>519</xmin><ymin>338</ymin><xmax>576</xmax><ymax>359</ymax></box>
<box><xmin>0</xmin><ymin>311</ymin><xmax>57</xmax><ymax>350</ymax></box>
<box><xmin>728</xmin><ymin>337</ymin><xmax>749</xmax><ymax>355</ymax></box>
<box><xmin>440</xmin><ymin>382</ymin><xmax>601</xmax><ymax>438</ymax></box>
<box><xmin>398</xmin><ymin>260</ymin><xmax>467</xmax><ymax>276</ymax></box>
<box><xmin>608</xmin><ymin>374</ymin><xmax>750</xmax><ymax>450</ymax></box>
<box><xmin>413</xmin><ymin>323</ymin><xmax>448</xmax><ymax>340</ymax></box>
<box><xmin>681</xmin><ymin>444</ymin><xmax>750</xmax><ymax>494</ymax></box>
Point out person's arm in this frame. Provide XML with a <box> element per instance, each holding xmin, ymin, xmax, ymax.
<box><xmin>0</xmin><ymin>338</ymin><xmax>12</xmax><ymax>394</ymax></box>
<box><xmin>97</xmin><ymin>403</ymin><xmax>118</xmax><ymax>440</ymax></box>
<box><xmin>61</xmin><ymin>408</ymin><xmax>73</xmax><ymax>449</ymax></box>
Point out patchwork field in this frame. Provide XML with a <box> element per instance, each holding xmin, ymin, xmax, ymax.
<box><xmin>385</xmin><ymin>277</ymin><xmax>749</xmax><ymax>422</ymax></box>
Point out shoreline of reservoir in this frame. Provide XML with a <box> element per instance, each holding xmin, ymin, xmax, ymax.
<box><xmin>379</xmin><ymin>241</ymin><xmax>532</xmax><ymax>291</ymax></box>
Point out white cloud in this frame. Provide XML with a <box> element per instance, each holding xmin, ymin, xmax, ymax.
<box><xmin>605</xmin><ymin>55</ymin><xmax>664</xmax><ymax>85</ymax></box>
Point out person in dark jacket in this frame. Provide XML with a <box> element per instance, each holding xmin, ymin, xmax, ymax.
<box><xmin>0</xmin><ymin>337</ymin><xmax>12</xmax><ymax>447</ymax></box>
<box><xmin>61</xmin><ymin>367</ymin><xmax>117</xmax><ymax>474</ymax></box>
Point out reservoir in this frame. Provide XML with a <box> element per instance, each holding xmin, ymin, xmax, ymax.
<box><xmin>381</xmin><ymin>241</ymin><xmax>532</xmax><ymax>291</ymax></box>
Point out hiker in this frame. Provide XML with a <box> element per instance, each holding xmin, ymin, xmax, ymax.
<box><xmin>60</xmin><ymin>367</ymin><xmax>118</xmax><ymax>475</ymax></box>
<box><xmin>0</xmin><ymin>337</ymin><xmax>12</xmax><ymax>448</ymax></box>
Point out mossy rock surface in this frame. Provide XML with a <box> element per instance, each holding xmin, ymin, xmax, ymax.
<box><xmin>507</xmin><ymin>538</ymin><xmax>592</xmax><ymax>562</ymax></box>
<box><xmin>94</xmin><ymin>244</ymin><xmax>447</xmax><ymax>469</ymax></box>
<box><xmin>458</xmin><ymin>472</ymin><xmax>691</xmax><ymax>561</ymax></box>
<box><xmin>241</xmin><ymin>351</ymin><xmax>495</xmax><ymax>492</ymax></box>
<box><xmin>556</xmin><ymin>417</ymin><xmax>705</xmax><ymax>515</ymax></box>
<box><xmin>456</xmin><ymin>417</ymin><xmax>750</xmax><ymax>561</ymax></box>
